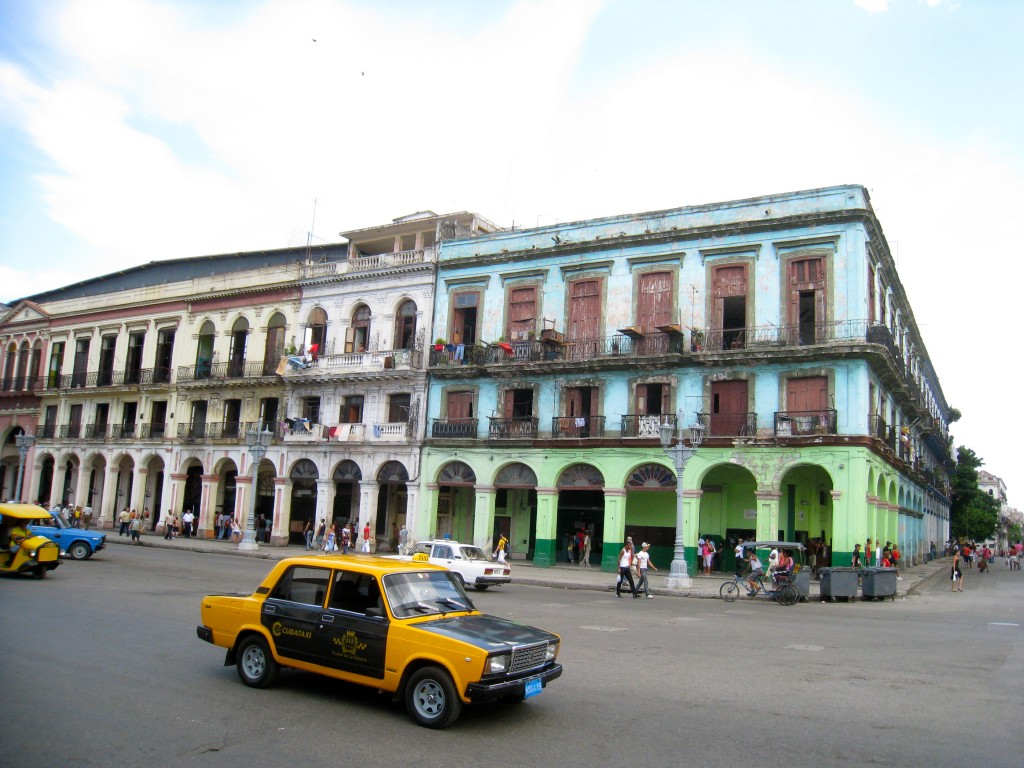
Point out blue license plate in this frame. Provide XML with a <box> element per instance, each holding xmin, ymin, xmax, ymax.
<box><xmin>524</xmin><ymin>677</ymin><xmax>543</xmax><ymax>698</ymax></box>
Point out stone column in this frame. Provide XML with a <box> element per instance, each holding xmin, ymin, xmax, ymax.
<box><xmin>420</xmin><ymin>484</ymin><xmax>440</xmax><ymax>544</ymax></box>
<box><xmin>271</xmin><ymin>477</ymin><xmax>292</xmax><ymax>546</ymax></box>
<box><xmin>532</xmin><ymin>487</ymin><xmax>559</xmax><ymax>567</ymax></box>
<box><xmin>472</xmin><ymin>485</ymin><xmax>496</xmax><ymax>553</ymax></box>
<box><xmin>754</xmin><ymin>489</ymin><xmax>781</xmax><ymax>544</ymax></box>
<box><xmin>359</xmin><ymin>480</ymin><xmax>379</xmax><ymax>552</ymax></box>
<box><xmin>600</xmin><ymin>488</ymin><xmax>627</xmax><ymax>572</ymax></box>
<box><xmin>197</xmin><ymin>474</ymin><xmax>216</xmax><ymax>539</ymax></box>
<box><xmin>132</xmin><ymin>467</ymin><xmax>149</xmax><ymax>524</ymax></box>
<box><xmin>683</xmin><ymin>489</ymin><xmax>704</xmax><ymax>573</ymax></box>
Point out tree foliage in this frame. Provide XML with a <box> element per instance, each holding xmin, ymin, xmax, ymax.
<box><xmin>949</xmin><ymin>446</ymin><xmax>999</xmax><ymax>541</ymax></box>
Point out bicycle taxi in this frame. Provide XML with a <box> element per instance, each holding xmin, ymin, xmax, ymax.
<box><xmin>719</xmin><ymin>541</ymin><xmax>807</xmax><ymax>606</ymax></box>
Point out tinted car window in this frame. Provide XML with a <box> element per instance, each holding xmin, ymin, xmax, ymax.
<box><xmin>329</xmin><ymin>570</ymin><xmax>383</xmax><ymax>615</ymax></box>
<box><xmin>271</xmin><ymin>565</ymin><xmax>330</xmax><ymax>606</ymax></box>
<box><xmin>433</xmin><ymin>545</ymin><xmax>453</xmax><ymax>559</ymax></box>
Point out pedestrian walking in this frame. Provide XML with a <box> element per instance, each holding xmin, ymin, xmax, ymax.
<box><xmin>734</xmin><ymin>538</ymin><xmax>746</xmax><ymax>575</ymax></box>
<box><xmin>636</xmin><ymin>542</ymin><xmax>657</xmax><ymax>598</ymax></box>
<box><xmin>398</xmin><ymin>523</ymin><xmax>409</xmax><ymax>555</ymax></box>
<box><xmin>581</xmin><ymin>529</ymin><xmax>592</xmax><ymax>567</ymax></box>
<box><xmin>315</xmin><ymin>519</ymin><xmax>326</xmax><ymax>549</ymax></box>
<box><xmin>118</xmin><ymin>507</ymin><xmax>131</xmax><ymax>536</ymax></box>
<box><xmin>616</xmin><ymin>540</ymin><xmax>638</xmax><ymax>598</ymax></box>
<box><xmin>951</xmin><ymin>550</ymin><xmax>963</xmax><ymax>592</ymax></box>
<box><xmin>362</xmin><ymin>520</ymin><xmax>372</xmax><ymax>553</ymax></box>
<box><xmin>304</xmin><ymin>518</ymin><xmax>314</xmax><ymax>550</ymax></box>
<box><xmin>129</xmin><ymin>515</ymin><xmax>143</xmax><ymax>544</ymax></box>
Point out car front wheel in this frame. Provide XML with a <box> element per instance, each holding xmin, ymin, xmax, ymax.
<box><xmin>236</xmin><ymin>635</ymin><xmax>279</xmax><ymax>689</ymax></box>
<box><xmin>405</xmin><ymin>666</ymin><xmax>462</xmax><ymax>729</ymax></box>
<box><xmin>68</xmin><ymin>541</ymin><xmax>91</xmax><ymax>560</ymax></box>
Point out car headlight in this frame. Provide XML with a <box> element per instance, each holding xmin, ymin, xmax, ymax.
<box><xmin>487</xmin><ymin>653</ymin><xmax>511</xmax><ymax>674</ymax></box>
<box><xmin>545</xmin><ymin>642</ymin><xmax>558</xmax><ymax>661</ymax></box>
<box><xmin>29</xmin><ymin>550</ymin><xmax>37</xmax><ymax>558</ymax></box>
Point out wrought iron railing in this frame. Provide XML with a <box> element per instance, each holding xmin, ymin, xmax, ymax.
<box><xmin>488</xmin><ymin>417</ymin><xmax>539</xmax><ymax>439</ymax></box>
<box><xmin>45</xmin><ymin>367</ymin><xmax>170</xmax><ymax>390</ymax></box>
<box><xmin>59</xmin><ymin>424</ymin><xmax>82</xmax><ymax>439</ymax></box>
<box><xmin>695</xmin><ymin>411</ymin><xmax>757</xmax><ymax>437</ymax></box>
<box><xmin>620</xmin><ymin>413</ymin><xmax>677</xmax><ymax>438</ymax></box>
<box><xmin>206</xmin><ymin>421</ymin><xmax>244</xmax><ymax>440</ymax></box>
<box><xmin>1</xmin><ymin>375</ymin><xmax>43</xmax><ymax>393</ymax></box>
<box><xmin>430</xmin><ymin>418</ymin><xmax>478</xmax><ymax>439</ymax></box>
<box><xmin>110</xmin><ymin>424</ymin><xmax>138</xmax><ymax>440</ymax></box>
<box><xmin>176</xmin><ymin>360</ymin><xmax>270</xmax><ymax>382</ymax></box>
<box><xmin>84</xmin><ymin>423</ymin><xmax>108</xmax><ymax>441</ymax></box>
<box><xmin>551</xmin><ymin>415</ymin><xmax>605</xmax><ymax>439</ymax></box>
<box><xmin>177</xmin><ymin>423</ymin><xmax>208</xmax><ymax>441</ymax></box>
<box><xmin>774</xmin><ymin>409</ymin><xmax>837</xmax><ymax>436</ymax></box>
<box><xmin>140</xmin><ymin>423</ymin><xmax>166</xmax><ymax>439</ymax></box>
<box><xmin>36</xmin><ymin>424</ymin><xmax>57</xmax><ymax>439</ymax></box>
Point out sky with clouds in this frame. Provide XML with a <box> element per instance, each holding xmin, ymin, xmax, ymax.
<box><xmin>1</xmin><ymin>0</ymin><xmax>1021</xmax><ymax>506</ymax></box>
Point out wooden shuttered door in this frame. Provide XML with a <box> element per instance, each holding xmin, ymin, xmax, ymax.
<box><xmin>636</xmin><ymin>272</ymin><xmax>673</xmax><ymax>332</ymax></box>
<box><xmin>508</xmin><ymin>286</ymin><xmax>537</xmax><ymax>341</ymax></box>
<box><xmin>712</xmin><ymin>265</ymin><xmax>746</xmax><ymax>327</ymax></box>
<box><xmin>569</xmin><ymin>279</ymin><xmax>601</xmax><ymax>359</ymax></box>
<box><xmin>446</xmin><ymin>391</ymin><xmax>474</xmax><ymax>420</ymax></box>
<box><xmin>635</xmin><ymin>383</ymin><xmax>671</xmax><ymax>416</ymax></box>
<box><xmin>786</xmin><ymin>376</ymin><xmax>828</xmax><ymax>413</ymax></box>
<box><xmin>710</xmin><ymin>380</ymin><xmax>748</xmax><ymax>436</ymax></box>
<box><xmin>788</xmin><ymin>257</ymin><xmax>826</xmax><ymax>344</ymax></box>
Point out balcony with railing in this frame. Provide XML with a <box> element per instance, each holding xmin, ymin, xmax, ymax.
<box><xmin>430</xmin><ymin>418</ymin><xmax>478</xmax><ymax>439</ymax></box>
<box><xmin>36</xmin><ymin>424</ymin><xmax>57</xmax><ymax>439</ymax></box>
<box><xmin>110</xmin><ymin>423</ymin><xmax>138</xmax><ymax>440</ymax></box>
<box><xmin>59</xmin><ymin>424</ymin><xmax>82</xmax><ymax>439</ymax></box>
<box><xmin>869</xmin><ymin>414</ymin><xmax>897</xmax><ymax>452</ymax></box>
<box><xmin>488</xmin><ymin>416</ymin><xmax>539</xmax><ymax>439</ymax></box>
<box><xmin>177</xmin><ymin>421</ymin><xmax>283</xmax><ymax>443</ymax></box>
<box><xmin>177</xmin><ymin>360</ymin><xmax>279</xmax><ymax>383</ymax></box>
<box><xmin>83</xmin><ymin>423</ymin><xmax>108</xmax><ymax>441</ymax></box>
<box><xmin>774</xmin><ymin>409</ymin><xmax>837</xmax><ymax>436</ymax></box>
<box><xmin>140</xmin><ymin>422</ymin><xmax>166</xmax><ymax>439</ymax></box>
<box><xmin>429</xmin><ymin>331</ymin><xmax>685</xmax><ymax>369</ymax></box>
<box><xmin>293</xmin><ymin>348</ymin><xmax>422</xmax><ymax>375</ymax></box>
<box><xmin>695</xmin><ymin>412</ymin><xmax>757</xmax><ymax>438</ymax></box>
<box><xmin>298</xmin><ymin>247</ymin><xmax>432</xmax><ymax>280</ymax></box>
<box><xmin>1</xmin><ymin>375</ymin><xmax>43</xmax><ymax>394</ymax></box>
<box><xmin>47</xmin><ymin>367</ymin><xmax>174</xmax><ymax>390</ymax></box>
<box><xmin>620</xmin><ymin>413</ymin><xmax>677</xmax><ymax>438</ymax></box>
<box><xmin>551</xmin><ymin>415</ymin><xmax>606</xmax><ymax>439</ymax></box>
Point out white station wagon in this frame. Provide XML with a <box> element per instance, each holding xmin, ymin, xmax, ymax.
<box><xmin>406</xmin><ymin>540</ymin><xmax>512</xmax><ymax>591</ymax></box>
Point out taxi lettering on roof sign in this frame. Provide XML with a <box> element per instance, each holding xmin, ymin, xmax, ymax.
<box><xmin>197</xmin><ymin>554</ymin><xmax>561</xmax><ymax>729</ymax></box>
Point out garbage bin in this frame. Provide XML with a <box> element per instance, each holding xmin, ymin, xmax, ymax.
<box><xmin>819</xmin><ymin>567</ymin><xmax>859</xmax><ymax>602</ymax></box>
<box><xmin>861</xmin><ymin>567</ymin><xmax>898</xmax><ymax>601</ymax></box>
<box><xmin>791</xmin><ymin>567</ymin><xmax>811</xmax><ymax>601</ymax></box>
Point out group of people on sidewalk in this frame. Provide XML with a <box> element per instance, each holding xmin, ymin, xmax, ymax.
<box><xmin>615</xmin><ymin>538</ymin><xmax>657</xmax><ymax>599</ymax></box>
<box><xmin>308</xmin><ymin>519</ymin><xmax>379</xmax><ymax>555</ymax></box>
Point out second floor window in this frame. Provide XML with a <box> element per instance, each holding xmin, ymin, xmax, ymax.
<box><xmin>303</xmin><ymin>397</ymin><xmax>321</xmax><ymax>423</ymax></box>
<box><xmin>341</xmin><ymin>396</ymin><xmax>363</xmax><ymax>424</ymax></box>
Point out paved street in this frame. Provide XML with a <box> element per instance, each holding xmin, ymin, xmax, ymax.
<box><xmin>1</xmin><ymin>544</ymin><xmax>1021</xmax><ymax>768</ymax></box>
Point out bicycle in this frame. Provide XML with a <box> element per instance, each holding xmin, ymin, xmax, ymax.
<box><xmin>720</xmin><ymin>570</ymin><xmax>798</xmax><ymax>606</ymax></box>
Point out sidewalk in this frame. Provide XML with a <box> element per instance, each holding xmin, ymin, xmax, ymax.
<box><xmin>109</xmin><ymin>533</ymin><xmax>949</xmax><ymax>600</ymax></box>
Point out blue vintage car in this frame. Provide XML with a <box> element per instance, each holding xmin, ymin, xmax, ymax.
<box><xmin>29</xmin><ymin>510</ymin><xmax>107</xmax><ymax>560</ymax></box>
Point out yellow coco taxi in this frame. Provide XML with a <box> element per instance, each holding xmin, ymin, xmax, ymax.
<box><xmin>0</xmin><ymin>503</ymin><xmax>62</xmax><ymax>579</ymax></box>
<box><xmin>197</xmin><ymin>554</ymin><xmax>562</xmax><ymax>728</ymax></box>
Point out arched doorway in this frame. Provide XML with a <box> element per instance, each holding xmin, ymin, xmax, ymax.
<box><xmin>37</xmin><ymin>455</ymin><xmax>55</xmax><ymax>507</ymax></box>
<box><xmin>556</xmin><ymin>464</ymin><xmax>605</xmax><ymax>565</ymax></box>
<box><xmin>494</xmin><ymin>462</ymin><xmax>537</xmax><ymax>561</ymax></box>
<box><xmin>375</xmin><ymin>460</ymin><xmax>409</xmax><ymax>552</ymax></box>
<box><xmin>779</xmin><ymin>464</ymin><xmax>834</xmax><ymax>554</ymax></box>
<box><xmin>435</xmin><ymin>461</ymin><xmax>476</xmax><ymax>541</ymax></box>
<box><xmin>697</xmin><ymin>463</ymin><xmax>758</xmax><ymax>573</ymax></box>
<box><xmin>289</xmin><ymin>459</ymin><xmax>318</xmax><ymax>545</ymax></box>
<box><xmin>624</xmin><ymin>462</ymin><xmax>678</xmax><ymax>570</ymax></box>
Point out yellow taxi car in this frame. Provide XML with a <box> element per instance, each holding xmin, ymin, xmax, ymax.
<box><xmin>197</xmin><ymin>553</ymin><xmax>562</xmax><ymax>728</ymax></box>
<box><xmin>0</xmin><ymin>502</ymin><xmax>62</xmax><ymax>579</ymax></box>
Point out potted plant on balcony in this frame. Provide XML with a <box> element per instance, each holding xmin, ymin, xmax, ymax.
<box><xmin>690</xmin><ymin>329</ymin><xmax>705</xmax><ymax>352</ymax></box>
<box><xmin>434</xmin><ymin>337</ymin><xmax>445</xmax><ymax>351</ymax></box>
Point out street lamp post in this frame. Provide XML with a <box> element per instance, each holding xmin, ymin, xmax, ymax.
<box><xmin>660</xmin><ymin>417</ymin><xmax>704</xmax><ymax>590</ymax></box>
<box><xmin>14</xmin><ymin>433</ymin><xmax>35</xmax><ymax>503</ymax></box>
<box><xmin>239</xmin><ymin>425</ymin><xmax>273</xmax><ymax>552</ymax></box>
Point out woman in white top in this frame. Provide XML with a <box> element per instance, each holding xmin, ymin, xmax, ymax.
<box><xmin>616</xmin><ymin>541</ymin><xmax>638</xmax><ymax>598</ymax></box>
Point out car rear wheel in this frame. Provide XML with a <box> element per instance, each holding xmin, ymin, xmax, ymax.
<box><xmin>405</xmin><ymin>666</ymin><xmax>462</xmax><ymax>729</ymax></box>
<box><xmin>236</xmin><ymin>635</ymin><xmax>279</xmax><ymax>689</ymax></box>
<box><xmin>68</xmin><ymin>541</ymin><xmax>91</xmax><ymax>560</ymax></box>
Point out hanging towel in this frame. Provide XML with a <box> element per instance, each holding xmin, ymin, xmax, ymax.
<box><xmin>373</xmin><ymin>424</ymin><xmax>383</xmax><ymax>438</ymax></box>
<box><xmin>334</xmin><ymin>424</ymin><xmax>351</xmax><ymax>441</ymax></box>
<box><xmin>575</xmin><ymin>417</ymin><xmax>586</xmax><ymax>427</ymax></box>
<box><xmin>453</xmin><ymin>344</ymin><xmax>465</xmax><ymax>361</ymax></box>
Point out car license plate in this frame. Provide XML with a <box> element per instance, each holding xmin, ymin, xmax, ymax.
<box><xmin>524</xmin><ymin>677</ymin><xmax>543</xmax><ymax>698</ymax></box>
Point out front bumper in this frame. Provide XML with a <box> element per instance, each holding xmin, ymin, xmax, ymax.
<box><xmin>465</xmin><ymin>663</ymin><xmax>562</xmax><ymax>702</ymax></box>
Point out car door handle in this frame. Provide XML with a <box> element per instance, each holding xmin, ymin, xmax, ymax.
<box><xmin>264</xmin><ymin>605</ymin><xmax>277</xmax><ymax>614</ymax></box>
<box><xmin>320</xmin><ymin>615</ymin><xmax>334</xmax><ymax>623</ymax></box>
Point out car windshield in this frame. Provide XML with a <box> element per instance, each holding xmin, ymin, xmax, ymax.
<box><xmin>459</xmin><ymin>546</ymin><xmax>490</xmax><ymax>562</ymax></box>
<box><xmin>383</xmin><ymin>570</ymin><xmax>475</xmax><ymax>618</ymax></box>
<box><xmin>34</xmin><ymin>513</ymin><xmax>67</xmax><ymax>528</ymax></box>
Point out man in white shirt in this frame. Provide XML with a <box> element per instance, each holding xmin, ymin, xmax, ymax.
<box><xmin>734</xmin><ymin>539</ymin><xmax>746</xmax><ymax>575</ymax></box>
<box><xmin>182</xmin><ymin>510</ymin><xmax>195</xmax><ymax>539</ymax></box>
<box><xmin>635</xmin><ymin>542</ymin><xmax>657</xmax><ymax>598</ymax></box>
<box><xmin>745</xmin><ymin>550</ymin><xmax>765</xmax><ymax>596</ymax></box>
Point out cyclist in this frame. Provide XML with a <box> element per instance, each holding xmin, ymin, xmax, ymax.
<box><xmin>744</xmin><ymin>549</ymin><xmax>765</xmax><ymax>596</ymax></box>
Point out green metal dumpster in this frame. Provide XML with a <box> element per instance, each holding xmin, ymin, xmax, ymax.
<box><xmin>819</xmin><ymin>567</ymin><xmax>859</xmax><ymax>602</ymax></box>
<box><xmin>861</xmin><ymin>567</ymin><xmax>898</xmax><ymax>601</ymax></box>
